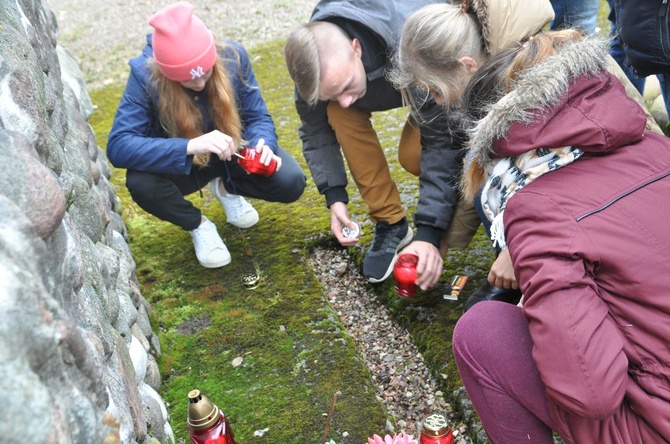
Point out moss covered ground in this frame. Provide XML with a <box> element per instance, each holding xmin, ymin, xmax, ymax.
<box><xmin>89</xmin><ymin>39</ymin><xmax>496</xmax><ymax>444</ymax></box>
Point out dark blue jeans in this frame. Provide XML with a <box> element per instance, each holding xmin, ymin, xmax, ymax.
<box><xmin>607</xmin><ymin>0</ymin><xmax>670</xmax><ymax>115</ymax></box>
<box><xmin>549</xmin><ymin>0</ymin><xmax>599</xmax><ymax>34</ymax></box>
<box><xmin>126</xmin><ymin>146</ymin><xmax>306</xmax><ymax>230</ymax></box>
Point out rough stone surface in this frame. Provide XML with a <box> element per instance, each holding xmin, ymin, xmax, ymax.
<box><xmin>0</xmin><ymin>1</ymin><xmax>170</xmax><ymax>442</ymax></box>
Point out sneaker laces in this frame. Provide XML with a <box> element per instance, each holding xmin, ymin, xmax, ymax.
<box><xmin>192</xmin><ymin>221</ymin><xmax>223</xmax><ymax>250</ymax></box>
<box><xmin>224</xmin><ymin>194</ymin><xmax>251</xmax><ymax>213</ymax></box>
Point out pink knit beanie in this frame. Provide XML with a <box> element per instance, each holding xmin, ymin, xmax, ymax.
<box><xmin>149</xmin><ymin>2</ymin><xmax>217</xmax><ymax>82</ymax></box>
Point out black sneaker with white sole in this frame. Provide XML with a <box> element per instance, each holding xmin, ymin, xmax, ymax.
<box><xmin>363</xmin><ymin>217</ymin><xmax>413</xmax><ymax>283</ymax></box>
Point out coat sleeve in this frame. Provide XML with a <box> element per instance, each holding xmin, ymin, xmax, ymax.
<box><xmin>295</xmin><ymin>91</ymin><xmax>349</xmax><ymax>206</ymax></box>
<box><xmin>413</xmin><ymin>100</ymin><xmax>466</xmax><ymax>247</ymax></box>
<box><xmin>229</xmin><ymin>43</ymin><xmax>279</xmax><ymax>152</ymax></box>
<box><xmin>505</xmin><ymin>191</ymin><xmax>629</xmax><ymax>419</ymax></box>
<box><xmin>106</xmin><ymin>64</ymin><xmax>192</xmax><ymax>175</ymax></box>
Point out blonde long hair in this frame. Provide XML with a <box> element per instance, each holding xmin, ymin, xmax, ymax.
<box><xmin>150</xmin><ymin>43</ymin><xmax>242</xmax><ymax>167</ymax></box>
<box><xmin>391</xmin><ymin>2</ymin><xmax>485</xmax><ymax>112</ymax></box>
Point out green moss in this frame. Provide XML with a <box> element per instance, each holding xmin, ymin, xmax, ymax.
<box><xmin>87</xmin><ymin>36</ymin><xmax>501</xmax><ymax>443</ymax></box>
<box><xmin>89</xmin><ymin>39</ymin><xmax>388</xmax><ymax>443</ymax></box>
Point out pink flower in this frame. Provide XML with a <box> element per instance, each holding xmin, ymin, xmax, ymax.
<box><xmin>367</xmin><ymin>433</ymin><xmax>418</xmax><ymax>444</ymax></box>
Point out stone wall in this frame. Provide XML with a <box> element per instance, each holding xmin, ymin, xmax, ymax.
<box><xmin>0</xmin><ymin>1</ymin><xmax>171</xmax><ymax>443</ymax></box>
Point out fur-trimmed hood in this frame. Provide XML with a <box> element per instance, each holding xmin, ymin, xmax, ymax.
<box><xmin>466</xmin><ymin>37</ymin><xmax>648</xmax><ymax>167</ymax></box>
<box><xmin>471</xmin><ymin>0</ymin><xmax>554</xmax><ymax>56</ymax></box>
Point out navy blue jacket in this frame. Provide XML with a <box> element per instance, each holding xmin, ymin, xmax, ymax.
<box><xmin>107</xmin><ymin>35</ymin><xmax>277</xmax><ymax>175</ymax></box>
<box><xmin>612</xmin><ymin>0</ymin><xmax>670</xmax><ymax>77</ymax></box>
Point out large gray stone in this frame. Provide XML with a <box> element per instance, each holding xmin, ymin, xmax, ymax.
<box><xmin>0</xmin><ymin>1</ymin><xmax>168</xmax><ymax>442</ymax></box>
<box><xmin>0</xmin><ymin>130</ymin><xmax>66</xmax><ymax>240</ymax></box>
<box><xmin>57</xmin><ymin>45</ymin><xmax>94</xmax><ymax>119</ymax></box>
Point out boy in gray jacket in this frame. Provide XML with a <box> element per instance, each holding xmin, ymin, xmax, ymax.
<box><xmin>284</xmin><ymin>0</ymin><xmax>478</xmax><ymax>285</ymax></box>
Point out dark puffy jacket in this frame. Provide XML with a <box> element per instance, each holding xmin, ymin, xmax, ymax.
<box><xmin>612</xmin><ymin>0</ymin><xmax>670</xmax><ymax>76</ymax></box>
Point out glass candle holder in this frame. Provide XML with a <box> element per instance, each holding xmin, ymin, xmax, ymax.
<box><xmin>420</xmin><ymin>413</ymin><xmax>454</xmax><ymax>444</ymax></box>
<box><xmin>393</xmin><ymin>253</ymin><xmax>418</xmax><ymax>297</ymax></box>
<box><xmin>237</xmin><ymin>147</ymin><xmax>277</xmax><ymax>177</ymax></box>
<box><xmin>187</xmin><ymin>389</ymin><xmax>237</xmax><ymax>444</ymax></box>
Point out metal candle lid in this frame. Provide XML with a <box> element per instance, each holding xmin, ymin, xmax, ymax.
<box><xmin>342</xmin><ymin>221</ymin><xmax>360</xmax><ymax>239</ymax></box>
<box><xmin>422</xmin><ymin>413</ymin><xmax>450</xmax><ymax>437</ymax></box>
<box><xmin>241</xmin><ymin>273</ymin><xmax>260</xmax><ymax>290</ymax></box>
<box><xmin>187</xmin><ymin>389</ymin><xmax>221</xmax><ymax>430</ymax></box>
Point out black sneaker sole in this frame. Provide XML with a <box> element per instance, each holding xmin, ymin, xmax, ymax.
<box><xmin>366</xmin><ymin>225</ymin><xmax>414</xmax><ymax>283</ymax></box>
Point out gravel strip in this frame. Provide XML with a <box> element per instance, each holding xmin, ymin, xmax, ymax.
<box><xmin>309</xmin><ymin>247</ymin><xmax>472</xmax><ymax>442</ymax></box>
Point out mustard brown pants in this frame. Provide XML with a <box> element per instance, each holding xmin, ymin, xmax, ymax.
<box><xmin>326</xmin><ymin>102</ymin><xmax>480</xmax><ymax>250</ymax></box>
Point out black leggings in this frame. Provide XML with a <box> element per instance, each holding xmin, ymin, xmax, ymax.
<box><xmin>125</xmin><ymin>146</ymin><xmax>306</xmax><ymax>230</ymax></box>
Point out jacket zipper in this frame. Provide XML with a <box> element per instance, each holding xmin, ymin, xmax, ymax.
<box><xmin>661</xmin><ymin>0</ymin><xmax>670</xmax><ymax>59</ymax></box>
<box><xmin>577</xmin><ymin>171</ymin><xmax>670</xmax><ymax>222</ymax></box>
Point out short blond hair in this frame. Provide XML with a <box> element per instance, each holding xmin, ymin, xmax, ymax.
<box><xmin>284</xmin><ymin>22</ymin><xmax>351</xmax><ymax>106</ymax></box>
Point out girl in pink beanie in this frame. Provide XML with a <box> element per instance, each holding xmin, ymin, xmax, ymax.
<box><xmin>107</xmin><ymin>2</ymin><xmax>306</xmax><ymax>269</ymax></box>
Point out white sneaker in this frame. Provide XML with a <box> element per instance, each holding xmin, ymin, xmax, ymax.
<box><xmin>189</xmin><ymin>217</ymin><xmax>231</xmax><ymax>268</ymax></box>
<box><xmin>209</xmin><ymin>177</ymin><xmax>259</xmax><ymax>229</ymax></box>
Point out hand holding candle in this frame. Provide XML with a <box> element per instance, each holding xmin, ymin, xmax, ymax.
<box><xmin>237</xmin><ymin>139</ymin><xmax>279</xmax><ymax>177</ymax></box>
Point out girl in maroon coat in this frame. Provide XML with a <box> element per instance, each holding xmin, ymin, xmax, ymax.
<box><xmin>453</xmin><ymin>30</ymin><xmax>670</xmax><ymax>443</ymax></box>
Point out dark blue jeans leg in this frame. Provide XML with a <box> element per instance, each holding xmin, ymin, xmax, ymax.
<box><xmin>222</xmin><ymin>146</ymin><xmax>306</xmax><ymax>203</ymax></box>
<box><xmin>606</xmin><ymin>0</ymin><xmax>646</xmax><ymax>94</ymax></box>
<box><xmin>125</xmin><ymin>155</ymin><xmax>245</xmax><ymax>230</ymax></box>
<box><xmin>549</xmin><ymin>0</ymin><xmax>599</xmax><ymax>35</ymax></box>
<box><xmin>125</xmin><ymin>169</ymin><xmax>206</xmax><ymax>231</ymax></box>
<box><xmin>124</xmin><ymin>150</ymin><xmax>306</xmax><ymax>231</ymax></box>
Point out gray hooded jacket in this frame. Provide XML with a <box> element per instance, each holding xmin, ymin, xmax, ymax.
<box><xmin>295</xmin><ymin>0</ymin><xmax>457</xmax><ymax>246</ymax></box>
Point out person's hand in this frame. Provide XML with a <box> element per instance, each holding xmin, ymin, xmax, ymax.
<box><xmin>487</xmin><ymin>248</ymin><xmax>518</xmax><ymax>289</ymax></box>
<box><xmin>254</xmin><ymin>138</ymin><xmax>282</xmax><ymax>171</ymax></box>
<box><xmin>400</xmin><ymin>241</ymin><xmax>443</xmax><ymax>290</ymax></box>
<box><xmin>330</xmin><ymin>202</ymin><xmax>359</xmax><ymax>246</ymax></box>
<box><xmin>186</xmin><ymin>130</ymin><xmax>236</xmax><ymax>161</ymax></box>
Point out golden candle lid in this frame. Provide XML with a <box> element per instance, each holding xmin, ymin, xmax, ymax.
<box><xmin>241</xmin><ymin>273</ymin><xmax>260</xmax><ymax>290</ymax></box>
<box><xmin>187</xmin><ymin>389</ymin><xmax>221</xmax><ymax>430</ymax></box>
<box><xmin>422</xmin><ymin>413</ymin><xmax>450</xmax><ymax>437</ymax></box>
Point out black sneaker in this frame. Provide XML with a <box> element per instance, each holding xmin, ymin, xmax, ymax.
<box><xmin>363</xmin><ymin>217</ymin><xmax>413</xmax><ymax>283</ymax></box>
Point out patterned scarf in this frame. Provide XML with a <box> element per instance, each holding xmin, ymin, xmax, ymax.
<box><xmin>481</xmin><ymin>146</ymin><xmax>583</xmax><ymax>250</ymax></box>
